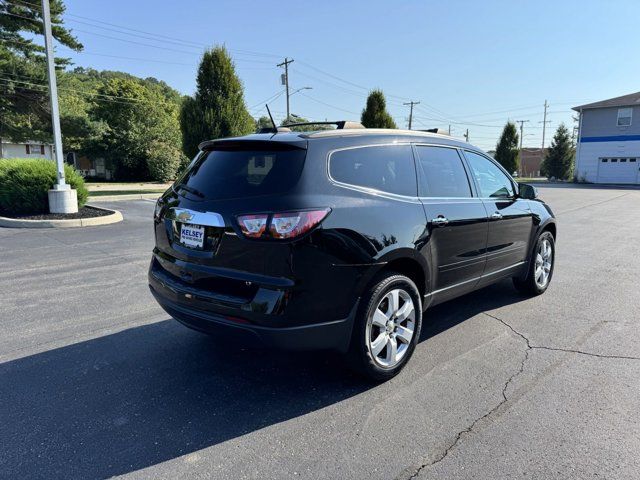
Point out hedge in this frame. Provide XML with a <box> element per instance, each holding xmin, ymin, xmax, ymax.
<box><xmin>0</xmin><ymin>158</ymin><xmax>88</xmax><ymax>214</ymax></box>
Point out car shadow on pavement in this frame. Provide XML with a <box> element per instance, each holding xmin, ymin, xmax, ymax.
<box><xmin>1</xmin><ymin>280</ymin><xmax>526</xmax><ymax>479</ymax></box>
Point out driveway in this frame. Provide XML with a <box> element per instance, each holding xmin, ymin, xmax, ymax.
<box><xmin>1</xmin><ymin>186</ymin><xmax>639</xmax><ymax>479</ymax></box>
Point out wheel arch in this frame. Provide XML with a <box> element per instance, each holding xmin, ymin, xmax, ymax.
<box><xmin>355</xmin><ymin>250</ymin><xmax>430</xmax><ymax>307</ymax></box>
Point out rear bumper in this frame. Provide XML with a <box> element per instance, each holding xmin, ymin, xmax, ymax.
<box><xmin>148</xmin><ymin>269</ymin><xmax>358</xmax><ymax>352</ymax></box>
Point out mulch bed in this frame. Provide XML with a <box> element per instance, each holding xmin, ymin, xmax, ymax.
<box><xmin>1</xmin><ymin>206</ymin><xmax>113</xmax><ymax>220</ymax></box>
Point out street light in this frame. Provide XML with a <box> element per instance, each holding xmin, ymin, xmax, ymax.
<box><xmin>290</xmin><ymin>86</ymin><xmax>312</xmax><ymax>96</ymax></box>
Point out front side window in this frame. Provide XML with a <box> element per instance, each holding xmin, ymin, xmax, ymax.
<box><xmin>464</xmin><ymin>151</ymin><xmax>514</xmax><ymax>199</ymax></box>
<box><xmin>617</xmin><ymin>107</ymin><xmax>632</xmax><ymax>126</ymax></box>
<box><xmin>415</xmin><ymin>146</ymin><xmax>471</xmax><ymax>198</ymax></box>
<box><xmin>329</xmin><ymin>145</ymin><xmax>417</xmax><ymax>196</ymax></box>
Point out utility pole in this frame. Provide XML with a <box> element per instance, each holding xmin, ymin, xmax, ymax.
<box><xmin>516</xmin><ymin>120</ymin><xmax>530</xmax><ymax>176</ymax></box>
<box><xmin>448</xmin><ymin>124</ymin><xmax>451</xmax><ymax>135</ymax></box>
<box><xmin>277</xmin><ymin>58</ymin><xmax>294</xmax><ymax>120</ymax></box>
<box><xmin>41</xmin><ymin>0</ymin><xmax>77</xmax><ymax>213</ymax></box>
<box><xmin>539</xmin><ymin>100</ymin><xmax>551</xmax><ymax>151</ymax></box>
<box><xmin>463</xmin><ymin>129</ymin><xmax>469</xmax><ymax>142</ymax></box>
<box><xmin>516</xmin><ymin>120</ymin><xmax>530</xmax><ymax>151</ymax></box>
<box><xmin>403</xmin><ymin>101</ymin><xmax>420</xmax><ymax>130</ymax></box>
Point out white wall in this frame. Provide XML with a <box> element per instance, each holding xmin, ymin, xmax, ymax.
<box><xmin>575</xmin><ymin>140</ymin><xmax>640</xmax><ymax>183</ymax></box>
<box><xmin>1</xmin><ymin>143</ymin><xmax>54</xmax><ymax>160</ymax></box>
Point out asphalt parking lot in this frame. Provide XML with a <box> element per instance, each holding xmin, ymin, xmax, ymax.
<box><xmin>1</xmin><ymin>185</ymin><xmax>639</xmax><ymax>480</ymax></box>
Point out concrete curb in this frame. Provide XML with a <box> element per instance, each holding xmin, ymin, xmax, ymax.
<box><xmin>0</xmin><ymin>205</ymin><xmax>123</xmax><ymax>229</ymax></box>
<box><xmin>89</xmin><ymin>193</ymin><xmax>162</xmax><ymax>202</ymax></box>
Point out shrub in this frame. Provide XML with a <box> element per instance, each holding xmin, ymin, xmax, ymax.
<box><xmin>0</xmin><ymin>158</ymin><xmax>88</xmax><ymax>214</ymax></box>
<box><xmin>146</xmin><ymin>143</ymin><xmax>188</xmax><ymax>182</ymax></box>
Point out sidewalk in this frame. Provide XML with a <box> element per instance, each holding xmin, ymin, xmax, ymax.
<box><xmin>87</xmin><ymin>182</ymin><xmax>170</xmax><ymax>202</ymax></box>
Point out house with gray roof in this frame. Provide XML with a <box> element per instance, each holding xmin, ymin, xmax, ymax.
<box><xmin>573</xmin><ymin>92</ymin><xmax>640</xmax><ymax>184</ymax></box>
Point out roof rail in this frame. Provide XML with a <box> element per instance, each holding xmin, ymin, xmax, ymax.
<box><xmin>416</xmin><ymin>128</ymin><xmax>449</xmax><ymax>135</ymax></box>
<box><xmin>279</xmin><ymin>120</ymin><xmax>365</xmax><ymax>130</ymax></box>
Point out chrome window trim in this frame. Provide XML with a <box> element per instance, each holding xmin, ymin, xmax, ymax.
<box><xmin>326</xmin><ymin>142</ymin><xmax>422</xmax><ymax>203</ymax></box>
<box><xmin>461</xmin><ymin>149</ymin><xmax>519</xmax><ymax>200</ymax></box>
<box><xmin>412</xmin><ymin>143</ymin><xmax>477</xmax><ymax>199</ymax></box>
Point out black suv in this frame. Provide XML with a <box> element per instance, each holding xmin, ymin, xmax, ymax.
<box><xmin>149</xmin><ymin>125</ymin><xmax>556</xmax><ymax>380</ymax></box>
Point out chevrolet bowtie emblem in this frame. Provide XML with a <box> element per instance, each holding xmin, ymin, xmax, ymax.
<box><xmin>177</xmin><ymin>211</ymin><xmax>194</xmax><ymax>222</ymax></box>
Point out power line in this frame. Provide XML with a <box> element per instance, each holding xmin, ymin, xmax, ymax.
<box><xmin>297</xmin><ymin>91</ymin><xmax>360</xmax><ymax>116</ymax></box>
<box><xmin>249</xmin><ymin>89</ymin><xmax>286</xmax><ymax>111</ymax></box>
<box><xmin>4</xmin><ymin>0</ymin><xmax>283</xmax><ymax>59</ymax></box>
<box><xmin>0</xmin><ymin>76</ymin><xmax>165</xmax><ymax>105</ymax></box>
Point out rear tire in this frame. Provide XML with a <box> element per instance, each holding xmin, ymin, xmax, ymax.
<box><xmin>513</xmin><ymin>231</ymin><xmax>555</xmax><ymax>296</ymax></box>
<box><xmin>347</xmin><ymin>272</ymin><xmax>422</xmax><ymax>382</ymax></box>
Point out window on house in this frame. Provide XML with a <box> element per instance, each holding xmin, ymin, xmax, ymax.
<box><xmin>25</xmin><ymin>144</ymin><xmax>30</xmax><ymax>154</ymax></box>
<box><xmin>617</xmin><ymin>108</ymin><xmax>632</xmax><ymax>126</ymax></box>
<box><xmin>601</xmin><ymin>158</ymin><xmax>608</xmax><ymax>162</ymax></box>
<box><xmin>40</xmin><ymin>145</ymin><xmax>45</xmax><ymax>155</ymax></box>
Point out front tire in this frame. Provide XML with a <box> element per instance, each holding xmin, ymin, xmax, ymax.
<box><xmin>347</xmin><ymin>273</ymin><xmax>422</xmax><ymax>381</ymax></box>
<box><xmin>513</xmin><ymin>231</ymin><xmax>555</xmax><ymax>295</ymax></box>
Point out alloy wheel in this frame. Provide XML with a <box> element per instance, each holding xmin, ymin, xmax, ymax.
<box><xmin>366</xmin><ymin>288</ymin><xmax>416</xmax><ymax>368</ymax></box>
<box><xmin>534</xmin><ymin>238</ymin><xmax>553</xmax><ymax>288</ymax></box>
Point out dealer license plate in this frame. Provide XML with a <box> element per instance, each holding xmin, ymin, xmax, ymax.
<box><xmin>180</xmin><ymin>223</ymin><xmax>205</xmax><ymax>249</ymax></box>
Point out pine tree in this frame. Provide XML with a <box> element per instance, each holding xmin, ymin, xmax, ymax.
<box><xmin>180</xmin><ymin>46</ymin><xmax>255</xmax><ymax>158</ymax></box>
<box><xmin>361</xmin><ymin>90</ymin><xmax>397</xmax><ymax>129</ymax></box>
<box><xmin>494</xmin><ymin>122</ymin><xmax>520</xmax><ymax>174</ymax></box>
<box><xmin>542</xmin><ymin>124</ymin><xmax>575</xmax><ymax>180</ymax></box>
<box><xmin>0</xmin><ymin>0</ymin><xmax>82</xmax><ymax>142</ymax></box>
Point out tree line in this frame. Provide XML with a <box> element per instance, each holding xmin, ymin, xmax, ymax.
<box><xmin>1</xmin><ymin>1</ymin><xmax>574</xmax><ymax>182</ymax></box>
<box><xmin>494</xmin><ymin>121</ymin><xmax>575</xmax><ymax>180</ymax></box>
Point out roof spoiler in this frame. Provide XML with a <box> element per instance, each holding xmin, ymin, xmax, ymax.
<box><xmin>257</xmin><ymin>126</ymin><xmax>292</xmax><ymax>133</ymax></box>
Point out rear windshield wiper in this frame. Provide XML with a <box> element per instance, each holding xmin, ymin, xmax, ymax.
<box><xmin>174</xmin><ymin>184</ymin><xmax>205</xmax><ymax>198</ymax></box>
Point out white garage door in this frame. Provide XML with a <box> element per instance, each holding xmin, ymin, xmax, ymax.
<box><xmin>597</xmin><ymin>157</ymin><xmax>639</xmax><ymax>184</ymax></box>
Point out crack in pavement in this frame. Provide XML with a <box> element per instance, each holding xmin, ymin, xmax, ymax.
<box><xmin>398</xmin><ymin>318</ymin><xmax>531</xmax><ymax>480</ymax></box>
<box><xmin>397</xmin><ymin>311</ymin><xmax>640</xmax><ymax>480</ymax></box>
<box><xmin>484</xmin><ymin>312</ymin><xmax>640</xmax><ymax>362</ymax></box>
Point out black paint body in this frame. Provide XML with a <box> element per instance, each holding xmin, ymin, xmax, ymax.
<box><xmin>149</xmin><ymin>131</ymin><xmax>556</xmax><ymax>351</ymax></box>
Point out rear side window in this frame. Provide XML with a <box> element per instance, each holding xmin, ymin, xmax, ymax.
<box><xmin>175</xmin><ymin>147</ymin><xmax>305</xmax><ymax>200</ymax></box>
<box><xmin>415</xmin><ymin>146</ymin><xmax>472</xmax><ymax>198</ymax></box>
<box><xmin>464</xmin><ymin>150</ymin><xmax>515</xmax><ymax>198</ymax></box>
<box><xmin>329</xmin><ymin>145</ymin><xmax>417</xmax><ymax>196</ymax></box>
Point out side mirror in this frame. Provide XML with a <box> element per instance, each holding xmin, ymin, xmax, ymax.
<box><xmin>518</xmin><ymin>183</ymin><xmax>538</xmax><ymax>200</ymax></box>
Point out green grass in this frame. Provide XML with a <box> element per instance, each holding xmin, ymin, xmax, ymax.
<box><xmin>516</xmin><ymin>177</ymin><xmax>548</xmax><ymax>183</ymax></box>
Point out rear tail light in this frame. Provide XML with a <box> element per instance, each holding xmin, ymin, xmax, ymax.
<box><xmin>237</xmin><ymin>214</ymin><xmax>268</xmax><ymax>238</ymax></box>
<box><xmin>270</xmin><ymin>209</ymin><xmax>330</xmax><ymax>239</ymax></box>
<box><xmin>236</xmin><ymin>208</ymin><xmax>330</xmax><ymax>240</ymax></box>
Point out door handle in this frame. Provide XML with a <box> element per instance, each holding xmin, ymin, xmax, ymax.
<box><xmin>491</xmin><ymin>212</ymin><xmax>503</xmax><ymax>220</ymax></box>
<box><xmin>431</xmin><ymin>216</ymin><xmax>449</xmax><ymax>227</ymax></box>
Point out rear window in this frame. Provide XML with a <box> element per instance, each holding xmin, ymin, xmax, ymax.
<box><xmin>175</xmin><ymin>147</ymin><xmax>306</xmax><ymax>199</ymax></box>
<box><xmin>329</xmin><ymin>145</ymin><xmax>417</xmax><ymax>196</ymax></box>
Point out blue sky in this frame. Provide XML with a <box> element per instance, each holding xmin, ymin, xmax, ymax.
<box><xmin>59</xmin><ymin>0</ymin><xmax>640</xmax><ymax>151</ymax></box>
